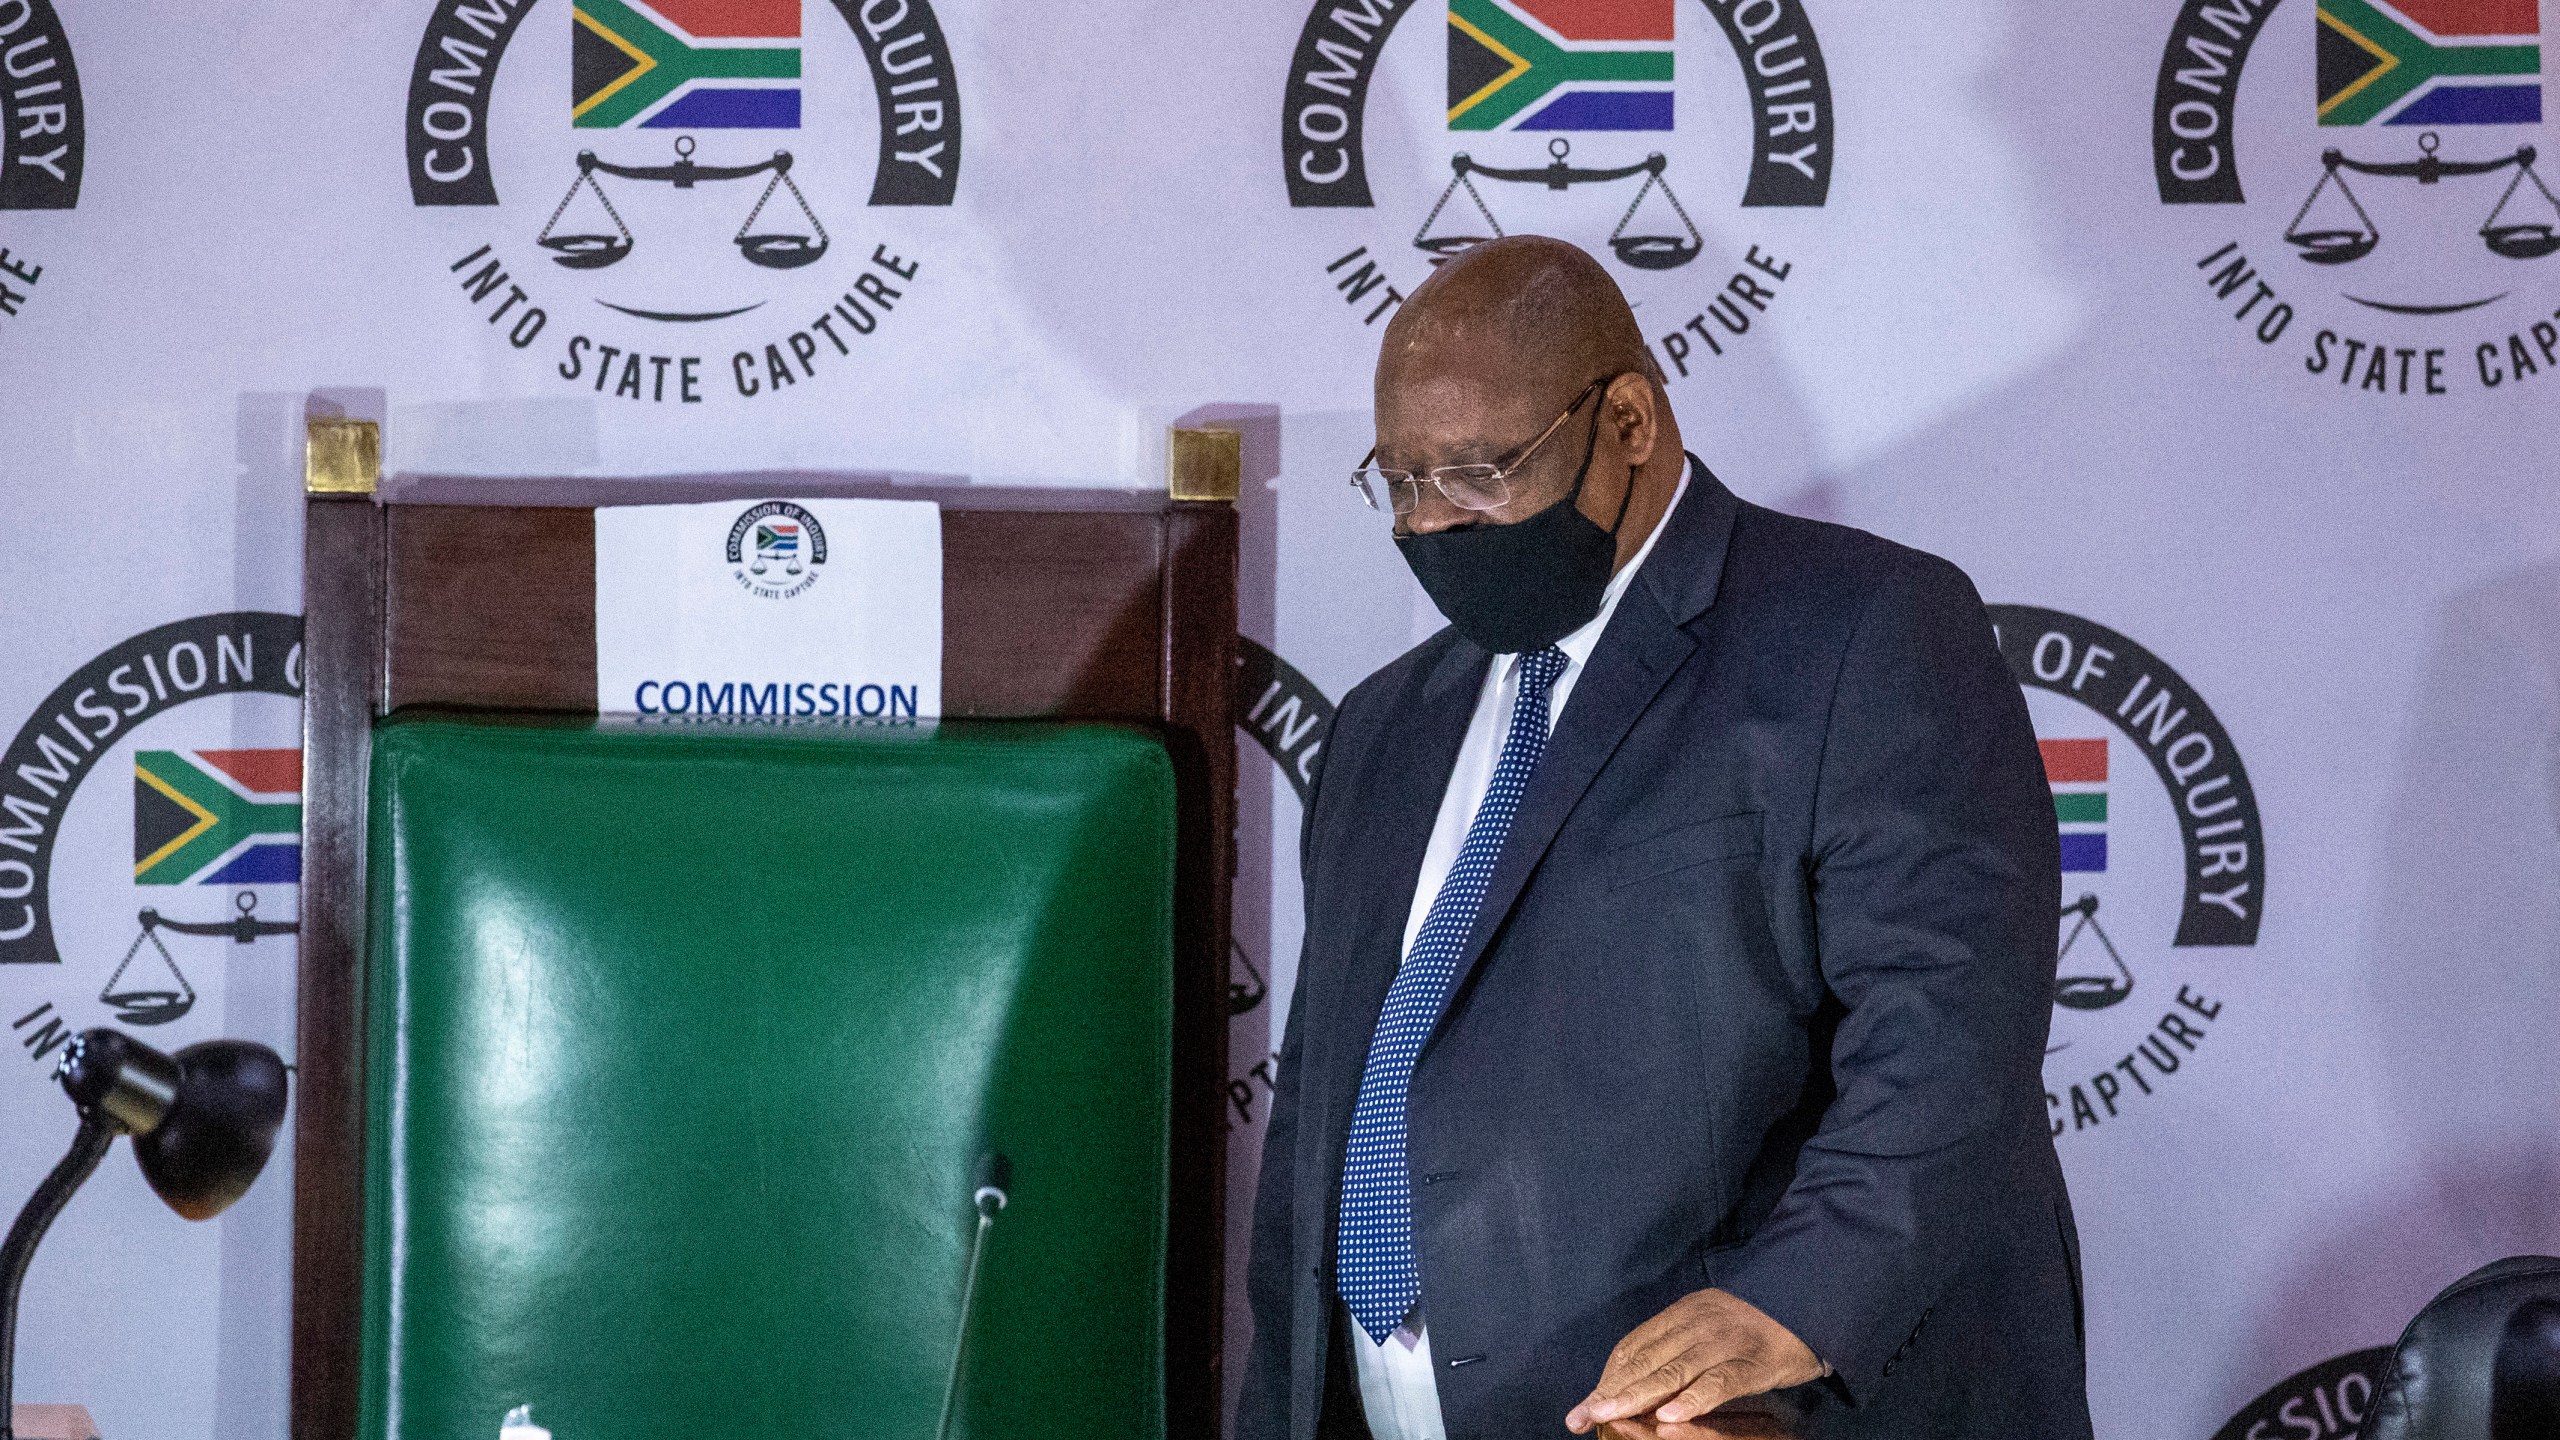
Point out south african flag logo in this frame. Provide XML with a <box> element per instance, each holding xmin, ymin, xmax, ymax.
<box><xmin>2318</xmin><ymin>0</ymin><xmax>2542</xmax><ymax>126</ymax></box>
<box><xmin>574</xmin><ymin>0</ymin><xmax>803</xmax><ymax>131</ymax></box>
<box><xmin>1448</xmin><ymin>0</ymin><xmax>1675</xmax><ymax>132</ymax></box>
<box><xmin>2041</xmin><ymin>738</ymin><xmax>2109</xmax><ymax>874</ymax></box>
<box><xmin>134</xmin><ymin>749</ymin><xmax>302</xmax><ymax>886</ymax></box>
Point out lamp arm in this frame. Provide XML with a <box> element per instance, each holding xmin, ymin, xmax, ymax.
<box><xmin>0</xmin><ymin>1114</ymin><xmax>117</xmax><ymax>1440</ymax></box>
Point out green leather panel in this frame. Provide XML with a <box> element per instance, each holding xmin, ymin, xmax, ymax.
<box><xmin>359</xmin><ymin>716</ymin><xmax>1173</xmax><ymax>1440</ymax></box>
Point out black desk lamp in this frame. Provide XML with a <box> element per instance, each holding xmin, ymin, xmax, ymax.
<box><xmin>0</xmin><ymin>1030</ymin><xmax>288</xmax><ymax>1440</ymax></box>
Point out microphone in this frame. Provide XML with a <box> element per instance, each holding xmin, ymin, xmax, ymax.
<box><xmin>937</xmin><ymin>1151</ymin><xmax>1011</xmax><ymax>1440</ymax></box>
<box><xmin>973</xmin><ymin>1152</ymin><xmax>1011</xmax><ymax>1220</ymax></box>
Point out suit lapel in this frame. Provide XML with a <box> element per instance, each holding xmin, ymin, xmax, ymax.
<box><xmin>1436</xmin><ymin>459</ymin><xmax>1741</xmax><ymax>1026</ymax></box>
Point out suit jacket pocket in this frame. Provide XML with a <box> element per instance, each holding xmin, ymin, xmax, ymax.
<box><xmin>1608</xmin><ymin>810</ymin><xmax>1763</xmax><ymax>890</ymax></box>
<box><xmin>1698</xmin><ymin>1238</ymin><xmax>1749</xmax><ymax>1289</ymax></box>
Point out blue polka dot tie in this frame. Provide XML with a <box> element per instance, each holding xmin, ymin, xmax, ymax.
<box><xmin>1337</xmin><ymin>645</ymin><xmax>1569</xmax><ymax>1345</ymax></box>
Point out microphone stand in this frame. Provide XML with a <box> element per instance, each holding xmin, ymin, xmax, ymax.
<box><xmin>935</xmin><ymin>1157</ymin><xmax>1009</xmax><ymax>1440</ymax></box>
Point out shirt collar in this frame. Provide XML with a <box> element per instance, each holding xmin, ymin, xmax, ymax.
<box><xmin>1511</xmin><ymin>460</ymin><xmax>1692</xmax><ymax>672</ymax></box>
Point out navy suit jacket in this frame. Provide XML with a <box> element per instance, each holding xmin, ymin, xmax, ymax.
<box><xmin>1239</xmin><ymin>460</ymin><xmax>2092</xmax><ymax>1440</ymax></box>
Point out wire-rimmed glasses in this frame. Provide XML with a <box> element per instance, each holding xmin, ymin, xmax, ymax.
<box><xmin>1350</xmin><ymin>375</ymin><xmax>1612</xmax><ymax>518</ymax></box>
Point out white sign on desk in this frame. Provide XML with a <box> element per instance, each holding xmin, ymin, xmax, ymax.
<box><xmin>595</xmin><ymin>497</ymin><xmax>942</xmax><ymax>719</ymax></box>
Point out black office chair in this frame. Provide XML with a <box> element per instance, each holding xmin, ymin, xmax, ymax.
<box><xmin>2358</xmin><ymin>1255</ymin><xmax>2560</xmax><ymax>1440</ymax></box>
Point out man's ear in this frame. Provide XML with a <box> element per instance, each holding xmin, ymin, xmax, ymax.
<box><xmin>1605</xmin><ymin>373</ymin><xmax>1660</xmax><ymax>469</ymax></box>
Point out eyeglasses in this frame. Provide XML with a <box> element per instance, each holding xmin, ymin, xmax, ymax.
<box><xmin>1351</xmin><ymin>375</ymin><xmax>1613</xmax><ymax>518</ymax></box>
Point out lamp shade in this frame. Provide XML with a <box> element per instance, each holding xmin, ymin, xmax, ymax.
<box><xmin>61</xmin><ymin>1030</ymin><xmax>289</xmax><ymax>1222</ymax></box>
<box><xmin>129</xmin><ymin>1040</ymin><xmax>289</xmax><ymax>1221</ymax></box>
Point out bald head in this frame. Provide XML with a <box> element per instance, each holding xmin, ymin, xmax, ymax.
<box><xmin>1379</xmin><ymin>235</ymin><xmax>1662</xmax><ymax>417</ymax></box>
<box><xmin>1369</xmin><ymin>237</ymin><xmax>1684</xmax><ymax>566</ymax></box>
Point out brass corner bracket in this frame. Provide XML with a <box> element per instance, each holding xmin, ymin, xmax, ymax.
<box><xmin>305</xmin><ymin>419</ymin><xmax>380</xmax><ymax>496</ymax></box>
<box><xmin>1167</xmin><ymin>427</ymin><xmax>1241</xmax><ymax>503</ymax></box>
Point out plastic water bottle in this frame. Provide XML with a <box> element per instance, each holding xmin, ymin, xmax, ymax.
<box><xmin>500</xmin><ymin>1406</ymin><xmax>551</xmax><ymax>1440</ymax></box>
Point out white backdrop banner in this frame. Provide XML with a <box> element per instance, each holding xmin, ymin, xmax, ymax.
<box><xmin>4</xmin><ymin>1</ymin><xmax>2558</xmax><ymax>1438</ymax></box>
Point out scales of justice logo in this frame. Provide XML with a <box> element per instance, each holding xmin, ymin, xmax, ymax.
<box><xmin>404</xmin><ymin>0</ymin><xmax>959</xmax><ymax>405</ymax></box>
<box><xmin>1281</xmin><ymin>0</ymin><xmax>1832</xmax><ymax>379</ymax></box>
<box><xmin>1</xmin><ymin>615</ymin><xmax>304</xmax><ymax>1073</ymax></box>
<box><xmin>1988</xmin><ymin>606</ymin><xmax>2266</xmax><ymax>1137</ymax></box>
<box><xmin>725</xmin><ymin>499</ymin><xmax>826</xmax><ymax>597</ymax></box>
<box><xmin>2153</xmin><ymin>0</ymin><xmax>2560</xmax><ymax>395</ymax></box>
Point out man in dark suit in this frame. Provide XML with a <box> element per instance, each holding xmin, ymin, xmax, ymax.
<box><xmin>1238</xmin><ymin>237</ymin><xmax>2090</xmax><ymax>1440</ymax></box>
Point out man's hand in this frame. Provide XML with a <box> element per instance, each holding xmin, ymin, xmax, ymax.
<box><xmin>1596</xmin><ymin>1415</ymin><xmax>1798</xmax><ymax>1440</ymax></box>
<box><xmin>1565</xmin><ymin>1288</ymin><xmax>1825</xmax><ymax>1433</ymax></box>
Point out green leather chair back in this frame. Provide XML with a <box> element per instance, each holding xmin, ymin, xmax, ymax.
<box><xmin>359</xmin><ymin>716</ymin><xmax>1173</xmax><ymax>1440</ymax></box>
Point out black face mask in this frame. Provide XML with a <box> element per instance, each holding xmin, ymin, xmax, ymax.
<box><xmin>1395</xmin><ymin>400</ymin><xmax>1635</xmax><ymax>654</ymax></box>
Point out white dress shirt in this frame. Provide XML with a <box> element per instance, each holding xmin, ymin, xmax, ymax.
<box><xmin>1349</xmin><ymin>465</ymin><xmax>1690</xmax><ymax>1440</ymax></box>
